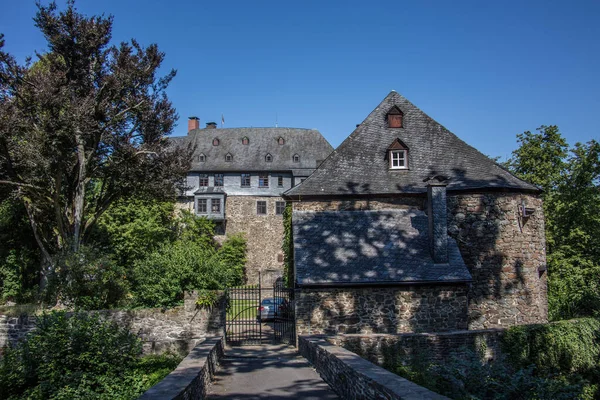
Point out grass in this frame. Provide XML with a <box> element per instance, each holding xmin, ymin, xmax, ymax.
<box><xmin>227</xmin><ymin>299</ymin><xmax>258</xmax><ymax>320</ymax></box>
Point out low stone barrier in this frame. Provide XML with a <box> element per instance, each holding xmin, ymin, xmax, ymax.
<box><xmin>138</xmin><ymin>336</ymin><xmax>223</xmax><ymax>400</ymax></box>
<box><xmin>299</xmin><ymin>335</ymin><xmax>448</xmax><ymax>400</ymax></box>
<box><xmin>0</xmin><ymin>291</ymin><xmax>224</xmax><ymax>356</ymax></box>
<box><xmin>329</xmin><ymin>329</ymin><xmax>505</xmax><ymax>369</ymax></box>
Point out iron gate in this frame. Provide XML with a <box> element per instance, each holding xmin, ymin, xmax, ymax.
<box><xmin>225</xmin><ymin>276</ymin><xmax>295</xmax><ymax>346</ymax></box>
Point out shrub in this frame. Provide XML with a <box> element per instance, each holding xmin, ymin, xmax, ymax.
<box><xmin>0</xmin><ymin>197</ymin><xmax>39</xmax><ymax>303</ymax></box>
<box><xmin>502</xmin><ymin>318</ymin><xmax>600</xmax><ymax>378</ymax></box>
<box><xmin>131</xmin><ymin>235</ymin><xmax>245</xmax><ymax>308</ymax></box>
<box><xmin>394</xmin><ymin>348</ymin><xmax>588</xmax><ymax>400</ymax></box>
<box><xmin>91</xmin><ymin>199</ymin><xmax>177</xmax><ymax>267</ymax></box>
<box><xmin>46</xmin><ymin>244</ymin><xmax>129</xmax><ymax>310</ymax></box>
<box><xmin>0</xmin><ymin>311</ymin><xmax>143</xmax><ymax>399</ymax></box>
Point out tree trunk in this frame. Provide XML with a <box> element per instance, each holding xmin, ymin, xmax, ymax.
<box><xmin>72</xmin><ymin>128</ymin><xmax>87</xmax><ymax>252</ymax></box>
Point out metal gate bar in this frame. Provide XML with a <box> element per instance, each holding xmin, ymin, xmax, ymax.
<box><xmin>225</xmin><ymin>274</ymin><xmax>295</xmax><ymax>346</ymax></box>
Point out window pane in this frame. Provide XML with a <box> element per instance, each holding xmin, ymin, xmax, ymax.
<box><xmin>241</xmin><ymin>173</ymin><xmax>251</xmax><ymax>187</ymax></box>
<box><xmin>276</xmin><ymin>201</ymin><xmax>285</xmax><ymax>215</ymax></box>
<box><xmin>199</xmin><ymin>174</ymin><xmax>209</xmax><ymax>187</ymax></box>
<box><xmin>278</xmin><ymin>176</ymin><xmax>283</xmax><ymax>187</ymax></box>
<box><xmin>259</xmin><ymin>174</ymin><xmax>269</xmax><ymax>188</ymax></box>
<box><xmin>257</xmin><ymin>201</ymin><xmax>267</xmax><ymax>215</ymax></box>
<box><xmin>211</xmin><ymin>199</ymin><xmax>221</xmax><ymax>213</ymax></box>
<box><xmin>214</xmin><ymin>174</ymin><xmax>223</xmax><ymax>187</ymax></box>
<box><xmin>197</xmin><ymin>199</ymin><xmax>207</xmax><ymax>213</ymax></box>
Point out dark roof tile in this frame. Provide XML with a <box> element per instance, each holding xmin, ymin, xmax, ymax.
<box><xmin>293</xmin><ymin>210</ymin><xmax>472</xmax><ymax>286</ymax></box>
<box><xmin>286</xmin><ymin>91</ymin><xmax>538</xmax><ymax>197</ymax></box>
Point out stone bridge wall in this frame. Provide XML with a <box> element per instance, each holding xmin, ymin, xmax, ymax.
<box><xmin>0</xmin><ymin>291</ymin><xmax>224</xmax><ymax>356</ymax></box>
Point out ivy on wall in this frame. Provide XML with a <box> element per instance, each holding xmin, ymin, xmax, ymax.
<box><xmin>282</xmin><ymin>203</ymin><xmax>294</xmax><ymax>287</ymax></box>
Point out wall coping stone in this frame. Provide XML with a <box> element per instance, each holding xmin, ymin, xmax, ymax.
<box><xmin>332</xmin><ymin>328</ymin><xmax>506</xmax><ymax>339</ymax></box>
<box><xmin>138</xmin><ymin>336</ymin><xmax>223</xmax><ymax>400</ymax></box>
<box><xmin>300</xmin><ymin>335</ymin><xmax>449</xmax><ymax>400</ymax></box>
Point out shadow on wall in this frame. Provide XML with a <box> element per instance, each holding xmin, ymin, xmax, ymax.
<box><xmin>297</xmin><ymin>171</ymin><xmax>543</xmax><ymax>333</ymax></box>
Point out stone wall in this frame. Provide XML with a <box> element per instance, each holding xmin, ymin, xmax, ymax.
<box><xmin>328</xmin><ymin>329</ymin><xmax>505</xmax><ymax>370</ymax></box>
<box><xmin>176</xmin><ymin>195</ymin><xmax>285</xmax><ymax>286</ymax></box>
<box><xmin>0</xmin><ymin>291</ymin><xmax>224</xmax><ymax>356</ymax></box>
<box><xmin>299</xmin><ymin>335</ymin><xmax>448</xmax><ymax>400</ymax></box>
<box><xmin>0</xmin><ymin>314</ymin><xmax>36</xmax><ymax>351</ymax></box>
<box><xmin>224</xmin><ymin>196</ymin><xmax>285</xmax><ymax>285</ymax></box>
<box><xmin>292</xmin><ymin>192</ymin><xmax>548</xmax><ymax>330</ymax></box>
<box><xmin>138</xmin><ymin>337</ymin><xmax>224</xmax><ymax>400</ymax></box>
<box><xmin>448</xmin><ymin>193</ymin><xmax>547</xmax><ymax>329</ymax></box>
<box><xmin>296</xmin><ymin>286</ymin><xmax>468</xmax><ymax>336</ymax></box>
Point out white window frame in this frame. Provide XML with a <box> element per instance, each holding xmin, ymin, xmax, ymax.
<box><xmin>389</xmin><ymin>150</ymin><xmax>408</xmax><ymax>169</ymax></box>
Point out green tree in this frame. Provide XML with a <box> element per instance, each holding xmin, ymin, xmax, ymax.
<box><xmin>506</xmin><ymin>126</ymin><xmax>600</xmax><ymax>319</ymax></box>
<box><xmin>0</xmin><ymin>2</ymin><xmax>193</xmax><ymax>286</ymax></box>
<box><xmin>91</xmin><ymin>198</ymin><xmax>177</xmax><ymax>267</ymax></box>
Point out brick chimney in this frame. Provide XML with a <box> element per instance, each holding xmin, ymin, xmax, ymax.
<box><xmin>188</xmin><ymin>117</ymin><xmax>199</xmax><ymax>133</ymax></box>
<box><xmin>427</xmin><ymin>181</ymin><xmax>448</xmax><ymax>263</ymax></box>
<box><xmin>206</xmin><ymin>122</ymin><xmax>217</xmax><ymax>129</ymax></box>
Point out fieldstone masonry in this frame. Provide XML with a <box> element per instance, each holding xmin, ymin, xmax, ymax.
<box><xmin>448</xmin><ymin>193</ymin><xmax>547</xmax><ymax>328</ymax></box>
<box><xmin>296</xmin><ymin>286</ymin><xmax>468</xmax><ymax>335</ymax></box>
<box><xmin>292</xmin><ymin>191</ymin><xmax>547</xmax><ymax>333</ymax></box>
<box><xmin>223</xmin><ymin>196</ymin><xmax>285</xmax><ymax>285</ymax></box>
<box><xmin>177</xmin><ymin>195</ymin><xmax>285</xmax><ymax>285</ymax></box>
<box><xmin>329</xmin><ymin>329</ymin><xmax>505</xmax><ymax>369</ymax></box>
<box><xmin>0</xmin><ymin>291</ymin><xmax>224</xmax><ymax>356</ymax></box>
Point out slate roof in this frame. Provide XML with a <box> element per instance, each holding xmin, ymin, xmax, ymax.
<box><xmin>293</xmin><ymin>210</ymin><xmax>472</xmax><ymax>286</ymax></box>
<box><xmin>286</xmin><ymin>91</ymin><xmax>538</xmax><ymax>197</ymax></box>
<box><xmin>170</xmin><ymin>127</ymin><xmax>333</xmax><ymax>175</ymax></box>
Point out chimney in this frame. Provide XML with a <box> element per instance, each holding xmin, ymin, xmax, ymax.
<box><xmin>427</xmin><ymin>181</ymin><xmax>448</xmax><ymax>263</ymax></box>
<box><xmin>188</xmin><ymin>116</ymin><xmax>199</xmax><ymax>133</ymax></box>
<box><xmin>206</xmin><ymin>122</ymin><xmax>217</xmax><ymax>129</ymax></box>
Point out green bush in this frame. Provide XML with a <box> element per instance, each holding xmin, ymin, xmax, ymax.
<box><xmin>502</xmin><ymin>318</ymin><xmax>600</xmax><ymax>377</ymax></box>
<box><xmin>131</xmin><ymin>233</ymin><xmax>245</xmax><ymax>308</ymax></box>
<box><xmin>394</xmin><ymin>348</ymin><xmax>588</xmax><ymax>400</ymax></box>
<box><xmin>0</xmin><ymin>197</ymin><xmax>39</xmax><ymax>303</ymax></box>
<box><xmin>91</xmin><ymin>199</ymin><xmax>177</xmax><ymax>267</ymax></box>
<box><xmin>46</xmin><ymin>244</ymin><xmax>129</xmax><ymax>310</ymax></box>
<box><xmin>0</xmin><ymin>311</ymin><xmax>149</xmax><ymax>399</ymax></box>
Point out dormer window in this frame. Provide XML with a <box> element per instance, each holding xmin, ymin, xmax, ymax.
<box><xmin>278</xmin><ymin>137</ymin><xmax>285</xmax><ymax>145</ymax></box>
<box><xmin>386</xmin><ymin>106</ymin><xmax>404</xmax><ymax>128</ymax></box>
<box><xmin>197</xmin><ymin>153</ymin><xmax>206</xmax><ymax>162</ymax></box>
<box><xmin>387</xmin><ymin>138</ymin><xmax>409</xmax><ymax>169</ymax></box>
<box><xmin>242</xmin><ymin>136</ymin><xmax>249</xmax><ymax>145</ymax></box>
<box><xmin>293</xmin><ymin>154</ymin><xmax>300</xmax><ymax>163</ymax></box>
<box><xmin>265</xmin><ymin>153</ymin><xmax>273</xmax><ymax>162</ymax></box>
<box><xmin>225</xmin><ymin>153</ymin><xmax>233</xmax><ymax>162</ymax></box>
<box><xmin>390</xmin><ymin>150</ymin><xmax>407</xmax><ymax>169</ymax></box>
<box><xmin>212</xmin><ymin>138</ymin><xmax>220</xmax><ymax>146</ymax></box>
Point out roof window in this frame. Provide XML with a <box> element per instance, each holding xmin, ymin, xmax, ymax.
<box><xmin>225</xmin><ymin>153</ymin><xmax>233</xmax><ymax>162</ymax></box>
<box><xmin>265</xmin><ymin>153</ymin><xmax>273</xmax><ymax>162</ymax></box>
<box><xmin>293</xmin><ymin>154</ymin><xmax>300</xmax><ymax>163</ymax></box>
<box><xmin>386</xmin><ymin>106</ymin><xmax>404</xmax><ymax>128</ymax></box>
<box><xmin>387</xmin><ymin>139</ymin><xmax>409</xmax><ymax>169</ymax></box>
<box><xmin>242</xmin><ymin>136</ymin><xmax>249</xmax><ymax>145</ymax></box>
<box><xmin>212</xmin><ymin>138</ymin><xmax>220</xmax><ymax>146</ymax></box>
<box><xmin>278</xmin><ymin>137</ymin><xmax>285</xmax><ymax>145</ymax></box>
<box><xmin>198</xmin><ymin>153</ymin><xmax>206</xmax><ymax>162</ymax></box>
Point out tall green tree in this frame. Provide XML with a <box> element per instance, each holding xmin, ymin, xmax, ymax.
<box><xmin>0</xmin><ymin>2</ymin><xmax>193</xmax><ymax>284</ymax></box>
<box><xmin>506</xmin><ymin>126</ymin><xmax>600</xmax><ymax>319</ymax></box>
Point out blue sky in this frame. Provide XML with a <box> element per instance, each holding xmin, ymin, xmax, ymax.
<box><xmin>1</xmin><ymin>0</ymin><xmax>599</xmax><ymax>159</ymax></box>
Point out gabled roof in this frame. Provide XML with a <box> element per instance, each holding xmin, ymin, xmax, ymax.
<box><xmin>293</xmin><ymin>210</ymin><xmax>471</xmax><ymax>286</ymax></box>
<box><xmin>285</xmin><ymin>91</ymin><xmax>538</xmax><ymax>197</ymax></box>
<box><xmin>170</xmin><ymin>127</ymin><xmax>333</xmax><ymax>174</ymax></box>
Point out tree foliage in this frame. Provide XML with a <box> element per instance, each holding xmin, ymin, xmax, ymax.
<box><xmin>0</xmin><ymin>2</ymin><xmax>193</xmax><ymax>283</ymax></box>
<box><xmin>0</xmin><ymin>311</ymin><xmax>180</xmax><ymax>399</ymax></box>
<box><xmin>505</xmin><ymin>126</ymin><xmax>600</xmax><ymax>319</ymax></box>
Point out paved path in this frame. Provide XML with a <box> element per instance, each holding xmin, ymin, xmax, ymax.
<box><xmin>207</xmin><ymin>344</ymin><xmax>338</xmax><ymax>400</ymax></box>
